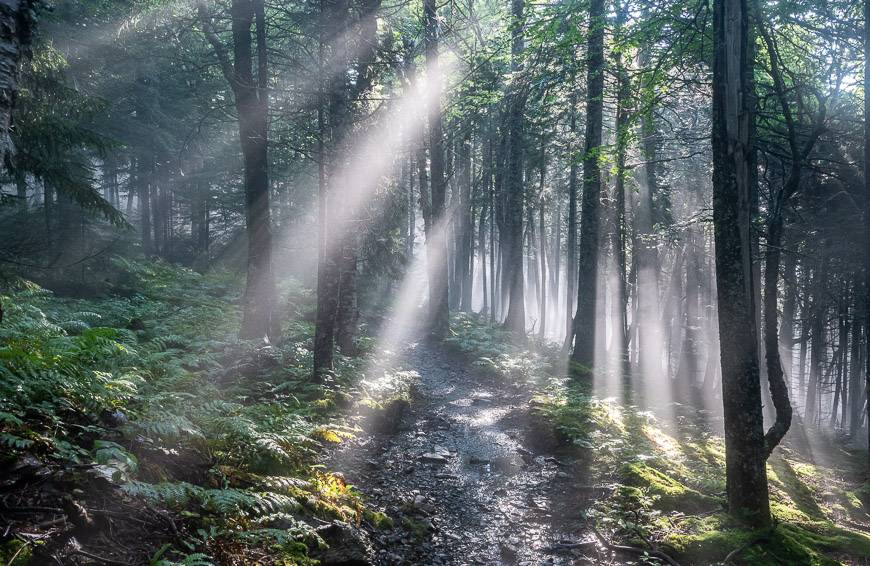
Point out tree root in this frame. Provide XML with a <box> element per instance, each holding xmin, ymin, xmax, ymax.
<box><xmin>722</xmin><ymin>527</ymin><xmax>775</xmax><ymax>565</ymax></box>
<box><xmin>590</xmin><ymin>524</ymin><xmax>683</xmax><ymax>566</ymax></box>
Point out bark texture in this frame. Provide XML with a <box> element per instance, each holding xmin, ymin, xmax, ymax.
<box><xmin>0</xmin><ymin>0</ymin><xmax>34</xmax><ymax>166</ymax></box>
<box><xmin>711</xmin><ymin>0</ymin><xmax>770</xmax><ymax>528</ymax></box>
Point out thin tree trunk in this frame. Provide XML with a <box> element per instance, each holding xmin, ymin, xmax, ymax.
<box><xmin>565</xmin><ymin>91</ymin><xmax>578</xmax><ymax>342</ymax></box>
<box><xmin>614</xmin><ymin>6</ymin><xmax>630</xmax><ymax>365</ymax></box>
<box><xmin>850</xmin><ymin>279</ymin><xmax>864</xmax><ymax>435</ymax></box>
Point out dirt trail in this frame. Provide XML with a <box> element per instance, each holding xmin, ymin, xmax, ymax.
<box><xmin>330</xmin><ymin>342</ymin><xmax>609</xmax><ymax>565</ymax></box>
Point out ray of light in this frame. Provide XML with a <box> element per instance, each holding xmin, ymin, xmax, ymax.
<box><xmin>304</xmin><ymin>61</ymin><xmax>454</xmax><ymax>267</ymax></box>
<box><xmin>361</xmin><ymin>209</ymin><xmax>453</xmax><ymax>385</ymax></box>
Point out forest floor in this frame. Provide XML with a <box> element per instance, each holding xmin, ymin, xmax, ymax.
<box><xmin>328</xmin><ymin>340</ymin><xmax>609</xmax><ymax>565</ymax></box>
<box><xmin>3</xmin><ymin>262</ymin><xmax>870</xmax><ymax>565</ymax></box>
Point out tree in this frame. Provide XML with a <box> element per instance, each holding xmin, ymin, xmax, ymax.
<box><xmin>711</xmin><ymin>0</ymin><xmax>770</xmax><ymax>528</ymax></box>
<box><xmin>756</xmin><ymin>16</ymin><xmax>833</xmax><ymax>456</ymax></box>
<box><xmin>502</xmin><ymin>0</ymin><xmax>527</xmax><ymax>335</ymax></box>
<box><xmin>570</xmin><ymin>0</ymin><xmax>604</xmax><ymax>370</ymax></box>
<box><xmin>565</xmin><ymin>89</ymin><xmax>578</xmax><ymax>342</ymax></box>
<box><xmin>0</xmin><ymin>0</ymin><xmax>36</xmax><ymax>166</ymax></box>
<box><xmin>199</xmin><ymin>0</ymin><xmax>277</xmax><ymax>342</ymax></box>
<box><xmin>865</xmin><ymin>0</ymin><xmax>870</xmax><ymax>457</ymax></box>
<box><xmin>423</xmin><ymin>0</ymin><xmax>450</xmax><ymax>338</ymax></box>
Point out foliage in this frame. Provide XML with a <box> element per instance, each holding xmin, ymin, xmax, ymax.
<box><xmin>0</xmin><ymin>259</ymin><xmax>408</xmax><ymax>563</ymax></box>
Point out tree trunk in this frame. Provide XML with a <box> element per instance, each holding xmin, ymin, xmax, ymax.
<box><xmin>139</xmin><ymin>156</ymin><xmax>152</xmax><ymax>256</ymax></box>
<box><xmin>539</xmin><ymin>195</ymin><xmax>547</xmax><ymax>338</ymax></box>
<box><xmin>456</xmin><ymin>132</ymin><xmax>473</xmax><ymax>312</ymax></box>
<box><xmin>336</xmin><ymin>0</ymin><xmax>379</xmax><ymax>354</ymax></box>
<box><xmin>762</xmin><ymin>204</ymin><xmax>793</xmax><ymax>456</ymax></box>
<box><xmin>0</xmin><ymin>0</ymin><xmax>35</xmax><ymax>163</ymax></box>
<box><xmin>565</xmin><ymin>91</ymin><xmax>578</xmax><ymax>342</ymax></box>
<box><xmin>312</xmin><ymin>0</ymin><xmax>348</xmax><ymax>376</ymax></box>
<box><xmin>489</xmin><ymin>129</ymin><xmax>497</xmax><ymax>322</ymax></box>
<box><xmin>423</xmin><ymin>0</ymin><xmax>449</xmax><ymax>338</ymax></box>
<box><xmin>636</xmin><ymin>23</ymin><xmax>662</xmax><ymax>377</ymax></box>
<box><xmin>199</xmin><ymin>0</ymin><xmax>276</xmax><ymax>342</ymax></box>
<box><xmin>407</xmin><ymin>150</ymin><xmax>416</xmax><ymax>258</ymax></box>
<box><xmin>864</xmin><ymin>0</ymin><xmax>870</xmax><ymax>456</ymax></box>
<box><xmin>849</xmin><ymin>278</ymin><xmax>864</xmax><ymax>436</ymax></box>
<box><xmin>614</xmin><ymin>8</ymin><xmax>630</xmax><ymax>366</ymax></box>
<box><xmin>711</xmin><ymin>0</ymin><xmax>770</xmax><ymax>528</ymax></box>
<box><xmin>570</xmin><ymin>0</ymin><xmax>604</xmax><ymax>369</ymax></box>
<box><xmin>479</xmin><ymin>196</ymin><xmax>488</xmax><ymax>315</ymax></box>
<box><xmin>502</xmin><ymin>0</ymin><xmax>526</xmax><ymax>336</ymax></box>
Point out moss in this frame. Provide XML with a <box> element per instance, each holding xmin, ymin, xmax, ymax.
<box><xmin>663</xmin><ymin>514</ymin><xmax>753</xmax><ymax>563</ymax></box>
<box><xmin>768</xmin><ymin>456</ymin><xmax>826</xmax><ymax>520</ymax></box>
<box><xmin>401</xmin><ymin>516</ymin><xmax>429</xmax><ymax>539</ymax></box>
<box><xmin>621</xmin><ymin>461</ymin><xmax>718</xmax><ymax>513</ymax></box>
<box><xmin>663</xmin><ymin>513</ymin><xmax>870</xmax><ymax>565</ymax></box>
<box><xmin>311</xmin><ymin>426</ymin><xmax>353</xmax><ymax>444</ymax></box>
<box><xmin>770</xmin><ymin>500</ymin><xmax>813</xmax><ymax>523</ymax></box>
<box><xmin>842</xmin><ymin>490</ymin><xmax>862</xmax><ymax>510</ymax></box>
<box><xmin>854</xmin><ymin>482</ymin><xmax>870</xmax><ymax>509</ymax></box>
<box><xmin>363</xmin><ymin>509</ymin><xmax>394</xmax><ymax>529</ymax></box>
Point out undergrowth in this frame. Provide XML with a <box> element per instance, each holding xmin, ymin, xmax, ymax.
<box><xmin>0</xmin><ymin>259</ymin><xmax>409</xmax><ymax>564</ymax></box>
<box><xmin>448</xmin><ymin>313</ymin><xmax>870</xmax><ymax>565</ymax></box>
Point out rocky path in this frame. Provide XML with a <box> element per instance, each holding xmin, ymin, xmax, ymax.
<box><xmin>329</xmin><ymin>342</ymin><xmax>610</xmax><ymax>565</ymax></box>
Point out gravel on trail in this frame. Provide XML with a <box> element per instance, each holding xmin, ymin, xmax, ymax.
<box><xmin>328</xmin><ymin>341</ymin><xmax>623</xmax><ymax>565</ymax></box>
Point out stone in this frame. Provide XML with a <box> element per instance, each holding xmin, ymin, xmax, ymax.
<box><xmin>421</xmin><ymin>452</ymin><xmax>448</xmax><ymax>464</ymax></box>
<box><xmin>312</xmin><ymin>520</ymin><xmax>375</xmax><ymax>566</ymax></box>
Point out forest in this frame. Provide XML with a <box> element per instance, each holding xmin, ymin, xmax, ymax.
<box><xmin>0</xmin><ymin>0</ymin><xmax>869</xmax><ymax>563</ymax></box>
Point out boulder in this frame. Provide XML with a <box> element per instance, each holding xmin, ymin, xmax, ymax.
<box><xmin>312</xmin><ymin>520</ymin><xmax>375</xmax><ymax>566</ymax></box>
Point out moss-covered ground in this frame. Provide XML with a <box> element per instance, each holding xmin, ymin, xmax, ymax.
<box><xmin>447</xmin><ymin>312</ymin><xmax>870</xmax><ymax>565</ymax></box>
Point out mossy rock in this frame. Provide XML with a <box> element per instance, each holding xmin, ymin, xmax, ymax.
<box><xmin>363</xmin><ymin>397</ymin><xmax>410</xmax><ymax>434</ymax></box>
<box><xmin>363</xmin><ymin>509</ymin><xmax>394</xmax><ymax>530</ymax></box>
<box><xmin>401</xmin><ymin>516</ymin><xmax>430</xmax><ymax>539</ymax></box>
<box><xmin>621</xmin><ymin>461</ymin><xmax>718</xmax><ymax>513</ymax></box>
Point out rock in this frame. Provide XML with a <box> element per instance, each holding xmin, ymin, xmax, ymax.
<box><xmin>367</xmin><ymin>398</ymin><xmax>411</xmax><ymax>434</ymax></box>
<box><xmin>432</xmin><ymin>445</ymin><xmax>451</xmax><ymax>456</ymax></box>
<box><xmin>468</xmin><ymin>456</ymin><xmax>490</xmax><ymax>465</ymax></box>
<box><xmin>312</xmin><ymin>520</ymin><xmax>375</xmax><ymax>566</ymax></box>
<box><xmin>434</xmin><ymin>473</ymin><xmax>458</xmax><ymax>479</ymax></box>
<box><xmin>421</xmin><ymin>453</ymin><xmax>448</xmax><ymax>464</ymax></box>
